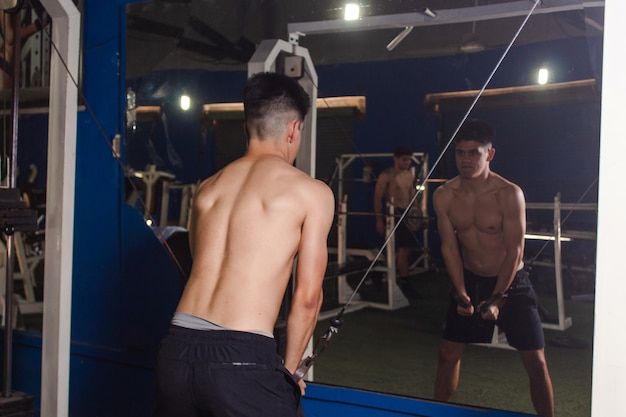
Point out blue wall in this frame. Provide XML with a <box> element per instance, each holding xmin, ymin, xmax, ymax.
<box><xmin>5</xmin><ymin>0</ymin><xmax>601</xmax><ymax>415</ymax></box>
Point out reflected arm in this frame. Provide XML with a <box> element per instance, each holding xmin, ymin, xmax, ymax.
<box><xmin>494</xmin><ymin>185</ymin><xmax>526</xmax><ymax>295</ymax></box>
<box><xmin>433</xmin><ymin>186</ymin><xmax>467</xmax><ymax>302</ymax></box>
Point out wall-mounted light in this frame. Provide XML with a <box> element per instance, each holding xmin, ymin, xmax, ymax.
<box><xmin>344</xmin><ymin>3</ymin><xmax>360</xmax><ymax>21</ymax></box>
<box><xmin>180</xmin><ymin>94</ymin><xmax>191</xmax><ymax>111</ymax></box>
<box><xmin>537</xmin><ymin>68</ymin><xmax>549</xmax><ymax>85</ymax></box>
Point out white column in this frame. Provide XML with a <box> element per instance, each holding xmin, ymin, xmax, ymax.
<box><xmin>39</xmin><ymin>1</ymin><xmax>80</xmax><ymax>417</ymax></box>
<box><xmin>592</xmin><ymin>0</ymin><xmax>626</xmax><ymax>416</ymax></box>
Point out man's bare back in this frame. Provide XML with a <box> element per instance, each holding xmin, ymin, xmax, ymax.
<box><xmin>177</xmin><ymin>154</ymin><xmax>334</xmax><ymax>336</ymax></box>
<box><xmin>435</xmin><ymin>172</ymin><xmax>524</xmax><ymax>277</ymax></box>
<box><xmin>155</xmin><ymin>72</ymin><xmax>335</xmax><ymax>416</ymax></box>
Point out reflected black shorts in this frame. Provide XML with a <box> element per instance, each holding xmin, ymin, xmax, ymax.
<box><xmin>442</xmin><ymin>268</ymin><xmax>545</xmax><ymax>351</ymax></box>
<box><xmin>395</xmin><ymin>221</ymin><xmax>415</xmax><ymax>248</ymax></box>
<box><xmin>154</xmin><ymin>326</ymin><xmax>304</xmax><ymax>417</ymax></box>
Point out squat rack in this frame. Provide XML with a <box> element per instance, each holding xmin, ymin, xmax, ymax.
<box><xmin>320</xmin><ymin>152</ymin><xmax>431</xmax><ymax>318</ymax></box>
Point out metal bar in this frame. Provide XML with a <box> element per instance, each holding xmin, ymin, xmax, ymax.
<box><xmin>160</xmin><ymin>181</ymin><xmax>171</xmax><ymax>227</ymax></box>
<box><xmin>552</xmin><ymin>194</ymin><xmax>570</xmax><ymax>330</ymax></box>
<box><xmin>3</xmin><ymin>8</ymin><xmax>22</xmax><ymax>398</ymax></box>
<box><xmin>526</xmin><ymin>202</ymin><xmax>597</xmax><ymax>210</ymax></box>
<box><xmin>337</xmin><ymin>197</ymin><xmax>349</xmax><ymax>303</ymax></box>
<box><xmin>288</xmin><ymin>0</ymin><xmax>604</xmax><ymax>36</ymax></box>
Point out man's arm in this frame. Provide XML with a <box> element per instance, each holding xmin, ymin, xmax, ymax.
<box><xmin>284</xmin><ymin>183</ymin><xmax>335</xmax><ymax>378</ymax></box>
<box><xmin>494</xmin><ymin>184</ymin><xmax>526</xmax><ymax>295</ymax></box>
<box><xmin>433</xmin><ymin>186</ymin><xmax>472</xmax><ymax>314</ymax></box>
<box><xmin>374</xmin><ymin>171</ymin><xmax>389</xmax><ymax>235</ymax></box>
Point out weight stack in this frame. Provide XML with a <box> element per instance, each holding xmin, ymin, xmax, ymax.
<box><xmin>0</xmin><ymin>392</ymin><xmax>34</xmax><ymax>417</ymax></box>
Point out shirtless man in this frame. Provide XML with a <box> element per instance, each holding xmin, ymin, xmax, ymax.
<box><xmin>433</xmin><ymin>119</ymin><xmax>554</xmax><ymax>417</ymax></box>
<box><xmin>154</xmin><ymin>72</ymin><xmax>335</xmax><ymax>417</ymax></box>
<box><xmin>374</xmin><ymin>146</ymin><xmax>422</xmax><ymax>298</ymax></box>
<box><xmin>374</xmin><ymin>146</ymin><xmax>418</xmax><ymax>295</ymax></box>
<box><xmin>1</xmin><ymin>3</ymin><xmax>49</xmax><ymax>89</ymax></box>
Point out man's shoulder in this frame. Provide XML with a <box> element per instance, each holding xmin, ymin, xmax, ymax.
<box><xmin>435</xmin><ymin>177</ymin><xmax>460</xmax><ymax>194</ymax></box>
<box><xmin>490</xmin><ymin>173</ymin><xmax>523</xmax><ymax>195</ymax></box>
<box><xmin>304</xmin><ymin>175</ymin><xmax>335</xmax><ymax>200</ymax></box>
<box><xmin>433</xmin><ymin>177</ymin><xmax>459</xmax><ymax>208</ymax></box>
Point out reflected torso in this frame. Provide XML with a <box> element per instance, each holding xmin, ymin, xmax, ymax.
<box><xmin>381</xmin><ymin>167</ymin><xmax>415</xmax><ymax>209</ymax></box>
<box><xmin>443</xmin><ymin>173</ymin><xmax>520</xmax><ymax>276</ymax></box>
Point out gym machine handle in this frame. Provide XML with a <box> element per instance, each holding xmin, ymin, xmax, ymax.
<box><xmin>294</xmin><ymin>316</ymin><xmax>343</xmax><ymax>381</ymax></box>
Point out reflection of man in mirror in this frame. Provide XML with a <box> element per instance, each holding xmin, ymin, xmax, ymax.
<box><xmin>433</xmin><ymin>119</ymin><xmax>554</xmax><ymax>417</ymax></box>
<box><xmin>1</xmin><ymin>0</ymin><xmax>50</xmax><ymax>89</ymax></box>
<box><xmin>374</xmin><ymin>145</ymin><xmax>422</xmax><ymax>298</ymax></box>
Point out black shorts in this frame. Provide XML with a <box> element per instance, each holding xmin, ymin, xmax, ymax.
<box><xmin>154</xmin><ymin>326</ymin><xmax>304</xmax><ymax>417</ymax></box>
<box><xmin>395</xmin><ymin>220</ymin><xmax>415</xmax><ymax>248</ymax></box>
<box><xmin>442</xmin><ymin>269</ymin><xmax>545</xmax><ymax>351</ymax></box>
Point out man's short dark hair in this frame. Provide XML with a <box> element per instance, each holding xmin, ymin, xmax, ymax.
<box><xmin>243</xmin><ymin>72</ymin><xmax>311</xmax><ymax>139</ymax></box>
<box><xmin>393</xmin><ymin>146</ymin><xmax>412</xmax><ymax>158</ymax></box>
<box><xmin>455</xmin><ymin>119</ymin><xmax>495</xmax><ymax>145</ymax></box>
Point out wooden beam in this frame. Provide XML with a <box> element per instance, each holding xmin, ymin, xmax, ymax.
<box><xmin>424</xmin><ymin>79</ymin><xmax>600</xmax><ymax>113</ymax></box>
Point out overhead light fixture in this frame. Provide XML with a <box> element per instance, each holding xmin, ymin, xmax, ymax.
<box><xmin>386</xmin><ymin>26</ymin><xmax>413</xmax><ymax>51</ymax></box>
<box><xmin>460</xmin><ymin>1</ymin><xmax>485</xmax><ymax>53</ymax></box>
<box><xmin>537</xmin><ymin>68</ymin><xmax>549</xmax><ymax>85</ymax></box>
<box><xmin>344</xmin><ymin>3</ymin><xmax>360</xmax><ymax>21</ymax></box>
<box><xmin>180</xmin><ymin>94</ymin><xmax>191</xmax><ymax>111</ymax></box>
<box><xmin>460</xmin><ymin>33</ymin><xmax>485</xmax><ymax>53</ymax></box>
<box><xmin>422</xmin><ymin>7</ymin><xmax>437</xmax><ymax>18</ymax></box>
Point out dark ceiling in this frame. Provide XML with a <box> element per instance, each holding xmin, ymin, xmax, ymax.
<box><xmin>126</xmin><ymin>0</ymin><xmax>604</xmax><ymax>79</ymax></box>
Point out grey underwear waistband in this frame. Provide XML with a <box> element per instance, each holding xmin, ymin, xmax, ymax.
<box><xmin>171</xmin><ymin>312</ymin><xmax>274</xmax><ymax>339</ymax></box>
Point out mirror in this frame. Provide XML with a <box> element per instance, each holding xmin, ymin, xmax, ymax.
<box><xmin>124</xmin><ymin>2</ymin><xmax>601</xmax><ymax>416</ymax></box>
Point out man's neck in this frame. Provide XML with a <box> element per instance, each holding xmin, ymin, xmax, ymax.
<box><xmin>246</xmin><ymin>138</ymin><xmax>287</xmax><ymax>161</ymax></box>
<box><xmin>460</xmin><ymin>170</ymin><xmax>492</xmax><ymax>193</ymax></box>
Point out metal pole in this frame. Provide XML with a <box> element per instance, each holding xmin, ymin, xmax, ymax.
<box><xmin>3</xmin><ymin>7</ymin><xmax>22</xmax><ymax>398</ymax></box>
<box><xmin>553</xmin><ymin>193</ymin><xmax>566</xmax><ymax>330</ymax></box>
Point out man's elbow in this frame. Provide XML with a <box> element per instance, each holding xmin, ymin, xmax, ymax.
<box><xmin>294</xmin><ymin>289</ymin><xmax>323</xmax><ymax>312</ymax></box>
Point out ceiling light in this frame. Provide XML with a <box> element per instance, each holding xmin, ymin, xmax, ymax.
<box><xmin>180</xmin><ymin>94</ymin><xmax>191</xmax><ymax>111</ymax></box>
<box><xmin>460</xmin><ymin>35</ymin><xmax>485</xmax><ymax>53</ymax></box>
<box><xmin>538</xmin><ymin>68</ymin><xmax>549</xmax><ymax>85</ymax></box>
<box><xmin>344</xmin><ymin>3</ymin><xmax>360</xmax><ymax>21</ymax></box>
<box><xmin>460</xmin><ymin>22</ymin><xmax>484</xmax><ymax>53</ymax></box>
<box><xmin>460</xmin><ymin>1</ymin><xmax>484</xmax><ymax>53</ymax></box>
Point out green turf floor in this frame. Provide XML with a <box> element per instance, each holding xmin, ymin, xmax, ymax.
<box><xmin>311</xmin><ymin>269</ymin><xmax>594</xmax><ymax>417</ymax></box>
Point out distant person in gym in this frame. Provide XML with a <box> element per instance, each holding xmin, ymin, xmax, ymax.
<box><xmin>432</xmin><ymin>119</ymin><xmax>554</xmax><ymax>417</ymax></box>
<box><xmin>1</xmin><ymin>1</ymin><xmax>50</xmax><ymax>89</ymax></box>
<box><xmin>154</xmin><ymin>72</ymin><xmax>335</xmax><ymax>417</ymax></box>
<box><xmin>374</xmin><ymin>145</ymin><xmax>421</xmax><ymax>298</ymax></box>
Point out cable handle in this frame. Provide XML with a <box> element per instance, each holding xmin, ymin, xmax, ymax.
<box><xmin>293</xmin><ymin>316</ymin><xmax>343</xmax><ymax>381</ymax></box>
<box><xmin>452</xmin><ymin>291</ymin><xmax>507</xmax><ymax>313</ymax></box>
